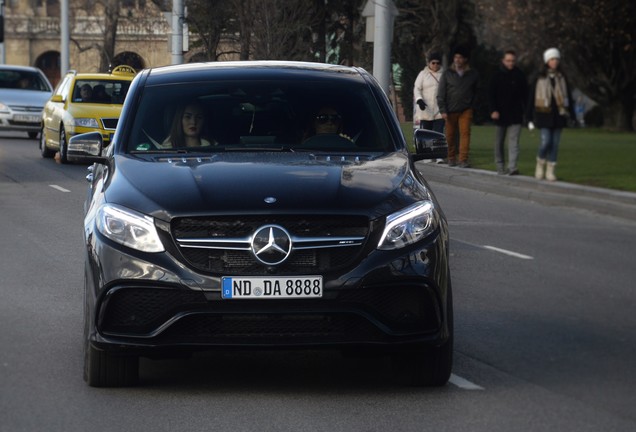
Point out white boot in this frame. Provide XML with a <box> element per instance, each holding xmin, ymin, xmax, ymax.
<box><xmin>535</xmin><ymin>158</ymin><xmax>546</xmax><ymax>180</ymax></box>
<box><xmin>546</xmin><ymin>162</ymin><xmax>557</xmax><ymax>181</ymax></box>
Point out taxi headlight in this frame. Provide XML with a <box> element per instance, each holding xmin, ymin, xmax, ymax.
<box><xmin>74</xmin><ymin>118</ymin><xmax>100</xmax><ymax>128</ymax></box>
<box><xmin>377</xmin><ymin>201</ymin><xmax>438</xmax><ymax>250</ymax></box>
<box><xmin>96</xmin><ymin>204</ymin><xmax>165</xmax><ymax>253</ymax></box>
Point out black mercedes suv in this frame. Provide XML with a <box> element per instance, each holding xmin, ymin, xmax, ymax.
<box><xmin>68</xmin><ymin>61</ymin><xmax>452</xmax><ymax>387</ymax></box>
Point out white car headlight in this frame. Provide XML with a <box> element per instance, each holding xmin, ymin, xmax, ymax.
<box><xmin>0</xmin><ymin>102</ymin><xmax>9</xmax><ymax>112</ymax></box>
<box><xmin>96</xmin><ymin>204</ymin><xmax>165</xmax><ymax>253</ymax></box>
<box><xmin>377</xmin><ymin>201</ymin><xmax>437</xmax><ymax>250</ymax></box>
<box><xmin>75</xmin><ymin>118</ymin><xmax>100</xmax><ymax>128</ymax></box>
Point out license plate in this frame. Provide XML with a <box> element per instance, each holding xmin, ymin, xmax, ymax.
<box><xmin>14</xmin><ymin>114</ymin><xmax>40</xmax><ymax>123</ymax></box>
<box><xmin>222</xmin><ymin>276</ymin><xmax>323</xmax><ymax>299</ymax></box>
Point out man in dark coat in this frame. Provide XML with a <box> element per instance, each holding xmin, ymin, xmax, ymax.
<box><xmin>437</xmin><ymin>45</ymin><xmax>479</xmax><ymax>168</ymax></box>
<box><xmin>489</xmin><ymin>50</ymin><xmax>528</xmax><ymax>175</ymax></box>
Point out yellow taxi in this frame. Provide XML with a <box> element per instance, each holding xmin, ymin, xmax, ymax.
<box><xmin>40</xmin><ymin>65</ymin><xmax>136</xmax><ymax>163</ymax></box>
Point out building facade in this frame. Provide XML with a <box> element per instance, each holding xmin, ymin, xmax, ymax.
<box><xmin>3</xmin><ymin>0</ymin><xmax>174</xmax><ymax>87</ymax></box>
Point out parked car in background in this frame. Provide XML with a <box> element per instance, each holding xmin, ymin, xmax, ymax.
<box><xmin>68</xmin><ymin>61</ymin><xmax>452</xmax><ymax>388</ymax></box>
<box><xmin>0</xmin><ymin>65</ymin><xmax>53</xmax><ymax>139</ymax></box>
<box><xmin>40</xmin><ymin>65</ymin><xmax>136</xmax><ymax>163</ymax></box>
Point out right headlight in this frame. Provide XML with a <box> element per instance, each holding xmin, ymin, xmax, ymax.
<box><xmin>96</xmin><ymin>204</ymin><xmax>165</xmax><ymax>253</ymax></box>
<box><xmin>74</xmin><ymin>118</ymin><xmax>100</xmax><ymax>128</ymax></box>
<box><xmin>377</xmin><ymin>201</ymin><xmax>438</xmax><ymax>250</ymax></box>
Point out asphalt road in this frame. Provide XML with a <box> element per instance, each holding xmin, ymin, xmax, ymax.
<box><xmin>1</xmin><ymin>133</ymin><xmax>635</xmax><ymax>431</ymax></box>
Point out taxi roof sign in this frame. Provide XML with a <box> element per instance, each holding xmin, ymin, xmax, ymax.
<box><xmin>111</xmin><ymin>65</ymin><xmax>136</xmax><ymax>76</ymax></box>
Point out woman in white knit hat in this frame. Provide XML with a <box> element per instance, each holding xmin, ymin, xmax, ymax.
<box><xmin>526</xmin><ymin>47</ymin><xmax>575</xmax><ymax>181</ymax></box>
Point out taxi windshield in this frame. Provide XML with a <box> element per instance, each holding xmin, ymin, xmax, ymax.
<box><xmin>72</xmin><ymin>79</ymin><xmax>131</xmax><ymax>104</ymax></box>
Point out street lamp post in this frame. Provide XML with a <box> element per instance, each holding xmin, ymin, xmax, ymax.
<box><xmin>61</xmin><ymin>0</ymin><xmax>69</xmax><ymax>75</ymax></box>
<box><xmin>0</xmin><ymin>0</ymin><xmax>5</xmax><ymax>64</ymax></box>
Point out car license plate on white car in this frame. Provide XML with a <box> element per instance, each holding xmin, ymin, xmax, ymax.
<box><xmin>14</xmin><ymin>114</ymin><xmax>40</xmax><ymax>123</ymax></box>
<box><xmin>222</xmin><ymin>276</ymin><xmax>322</xmax><ymax>299</ymax></box>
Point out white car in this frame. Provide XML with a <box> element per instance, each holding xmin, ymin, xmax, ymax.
<box><xmin>0</xmin><ymin>65</ymin><xmax>53</xmax><ymax>139</ymax></box>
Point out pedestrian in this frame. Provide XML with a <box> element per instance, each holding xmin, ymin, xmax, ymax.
<box><xmin>527</xmin><ymin>47</ymin><xmax>575</xmax><ymax>181</ymax></box>
<box><xmin>414</xmin><ymin>51</ymin><xmax>445</xmax><ymax>163</ymax></box>
<box><xmin>437</xmin><ymin>45</ymin><xmax>479</xmax><ymax>167</ymax></box>
<box><xmin>488</xmin><ymin>49</ymin><xmax>528</xmax><ymax>175</ymax></box>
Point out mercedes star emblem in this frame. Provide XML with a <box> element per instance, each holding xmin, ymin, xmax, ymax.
<box><xmin>251</xmin><ymin>225</ymin><xmax>292</xmax><ymax>265</ymax></box>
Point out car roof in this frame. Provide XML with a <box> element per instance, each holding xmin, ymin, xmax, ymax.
<box><xmin>0</xmin><ymin>64</ymin><xmax>45</xmax><ymax>73</ymax></box>
<box><xmin>68</xmin><ymin>65</ymin><xmax>137</xmax><ymax>81</ymax></box>
<box><xmin>143</xmin><ymin>61</ymin><xmax>370</xmax><ymax>85</ymax></box>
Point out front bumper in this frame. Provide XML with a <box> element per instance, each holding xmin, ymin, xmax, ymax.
<box><xmin>85</xmin><ymin>226</ymin><xmax>451</xmax><ymax>354</ymax></box>
<box><xmin>0</xmin><ymin>112</ymin><xmax>42</xmax><ymax>133</ymax></box>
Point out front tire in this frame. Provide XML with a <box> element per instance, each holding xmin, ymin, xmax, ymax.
<box><xmin>392</xmin><ymin>281</ymin><xmax>453</xmax><ymax>387</ymax></box>
<box><xmin>84</xmin><ymin>342</ymin><xmax>139</xmax><ymax>388</ymax></box>
<box><xmin>59</xmin><ymin>126</ymin><xmax>69</xmax><ymax>164</ymax></box>
<box><xmin>83</xmin><ymin>272</ymin><xmax>139</xmax><ymax>387</ymax></box>
<box><xmin>40</xmin><ymin>128</ymin><xmax>54</xmax><ymax>158</ymax></box>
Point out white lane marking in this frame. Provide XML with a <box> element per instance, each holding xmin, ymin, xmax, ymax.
<box><xmin>49</xmin><ymin>184</ymin><xmax>71</xmax><ymax>193</ymax></box>
<box><xmin>482</xmin><ymin>245</ymin><xmax>533</xmax><ymax>260</ymax></box>
<box><xmin>449</xmin><ymin>374</ymin><xmax>484</xmax><ymax>390</ymax></box>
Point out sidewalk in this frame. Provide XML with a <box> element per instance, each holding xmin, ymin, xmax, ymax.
<box><xmin>416</xmin><ymin>161</ymin><xmax>636</xmax><ymax>222</ymax></box>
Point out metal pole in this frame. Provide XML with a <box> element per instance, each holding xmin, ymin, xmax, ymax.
<box><xmin>171</xmin><ymin>0</ymin><xmax>183</xmax><ymax>65</ymax></box>
<box><xmin>372</xmin><ymin>0</ymin><xmax>391</xmax><ymax>95</ymax></box>
<box><xmin>0</xmin><ymin>0</ymin><xmax>5</xmax><ymax>64</ymax></box>
<box><xmin>60</xmin><ymin>0</ymin><xmax>70</xmax><ymax>75</ymax></box>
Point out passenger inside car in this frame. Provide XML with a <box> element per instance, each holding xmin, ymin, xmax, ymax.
<box><xmin>300</xmin><ymin>105</ymin><xmax>356</xmax><ymax>148</ymax></box>
<box><xmin>77</xmin><ymin>84</ymin><xmax>92</xmax><ymax>102</ymax></box>
<box><xmin>162</xmin><ymin>101</ymin><xmax>215</xmax><ymax>148</ymax></box>
<box><xmin>91</xmin><ymin>84</ymin><xmax>111</xmax><ymax>103</ymax></box>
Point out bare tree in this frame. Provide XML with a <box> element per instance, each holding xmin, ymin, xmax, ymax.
<box><xmin>475</xmin><ymin>0</ymin><xmax>636</xmax><ymax>130</ymax></box>
<box><xmin>99</xmin><ymin>0</ymin><xmax>121</xmax><ymax>72</ymax></box>
<box><xmin>185</xmin><ymin>0</ymin><xmax>234</xmax><ymax>60</ymax></box>
<box><xmin>248</xmin><ymin>0</ymin><xmax>315</xmax><ymax>60</ymax></box>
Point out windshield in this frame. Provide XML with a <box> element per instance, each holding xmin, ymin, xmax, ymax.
<box><xmin>72</xmin><ymin>79</ymin><xmax>131</xmax><ymax>104</ymax></box>
<box><xmin>127</xmin><ymin>80</ymin><xmax>396</xmax><ymax>153</ymax></box>
<box><xmin>0</xmin><ymin>70</ymin><xmax>51</xmax><ymax>91</ymax></box>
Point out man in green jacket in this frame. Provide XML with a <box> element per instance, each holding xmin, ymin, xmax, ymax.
<box><xmin>437</xmin><ymin>46</ymin><xmax>479</xmax><ymax>167</ymax></box>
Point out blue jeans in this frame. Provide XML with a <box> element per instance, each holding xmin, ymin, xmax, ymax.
<box><xmin>539</xmin><ymin>128</ymin><xmax>562</xmax><ymax>162</ymax></box>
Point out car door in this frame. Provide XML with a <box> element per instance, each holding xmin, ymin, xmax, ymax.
<box><xmin>43</xmin><ymin>75</ymin><xmax>72</xmax><ymax>148</ymax></box>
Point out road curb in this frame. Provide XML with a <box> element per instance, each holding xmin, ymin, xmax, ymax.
<box><xmin>416</xmin><ymin>162</ymin><xmax>636</xmax><ymax>222</ymax></box>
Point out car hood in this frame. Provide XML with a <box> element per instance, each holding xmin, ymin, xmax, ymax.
<box><xmin>0</xmin><ymin>89</ymin><xmax>52</xmax><ymax>108</ymax></box>
<box><xmin>107</xmin><ymin>152</ymin><xmax>431</xmax><ymax>220</ymax></box>
<box><xmin>69</xmin><ymin>103</ymin><xmax>122</xmax><ymax>118</ymax></box>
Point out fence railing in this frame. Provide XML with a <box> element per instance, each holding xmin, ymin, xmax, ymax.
<box><xmin>7</xmin><ymin>16</ymin><xmax>171</xmax><ymax>38</ymax></box>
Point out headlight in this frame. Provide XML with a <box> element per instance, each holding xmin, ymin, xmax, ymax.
<box><xmin>377</xmin><ymin>201</ymin><xmax>437</xmax><ymax>250</ymax></box>
<box><xmin>74</xmin><ymin>118</ymin><xmax>100</xmax><ymax>128</ymax></box>
<box><xmin>0</xmin><ymin>102</ymin><xmax>9</xmax><ymax>112</ymax></box>
<box><xmin>96</xmin><ymin>204</ymin><xmax>165</xmax><ymax>253</ymax></box>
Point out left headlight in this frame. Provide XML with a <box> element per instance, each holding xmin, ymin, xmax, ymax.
<box><xmin>96</xmin><ymin>204</ymin><xmax>165</xmax><ymax>253</ymax></box>
<box><xmin>74</xmin><ymin>118</ymin><xmax>100</xmax><ymax>128</ymax></box>
<box><xmin>377</xmin><ymin>201</ymin><xmax>438</xmax><ymax>250</ymax></box>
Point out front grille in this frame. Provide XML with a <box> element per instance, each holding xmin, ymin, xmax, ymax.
<box><xmin>101</xmin><ymin>118</ymin><xmax>118</xmax><ymax>130</ymax></box>
<box><xmin>8</xmin><ymin>105</ymin><xmax>42</xmax><ymax>112</ymax></box>
<box><xmin>172</xmin><ymin>215</ymin><xmax>370</xmax><ymax>275</ymax></box>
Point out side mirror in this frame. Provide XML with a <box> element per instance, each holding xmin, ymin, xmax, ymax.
<box><xmin>67</xmin><ymin>132</ymin><xmax>107</xmax><ymax>164</ymax></box>
<box><xmin>50</xmin><ymin>94</ymin><xmax>64</xmax><ymax>103</ymax></box>
<box><xmin>412</xmin><ymin>128</ymin><xmax>448</xmax><ymax>161</ymax></box>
